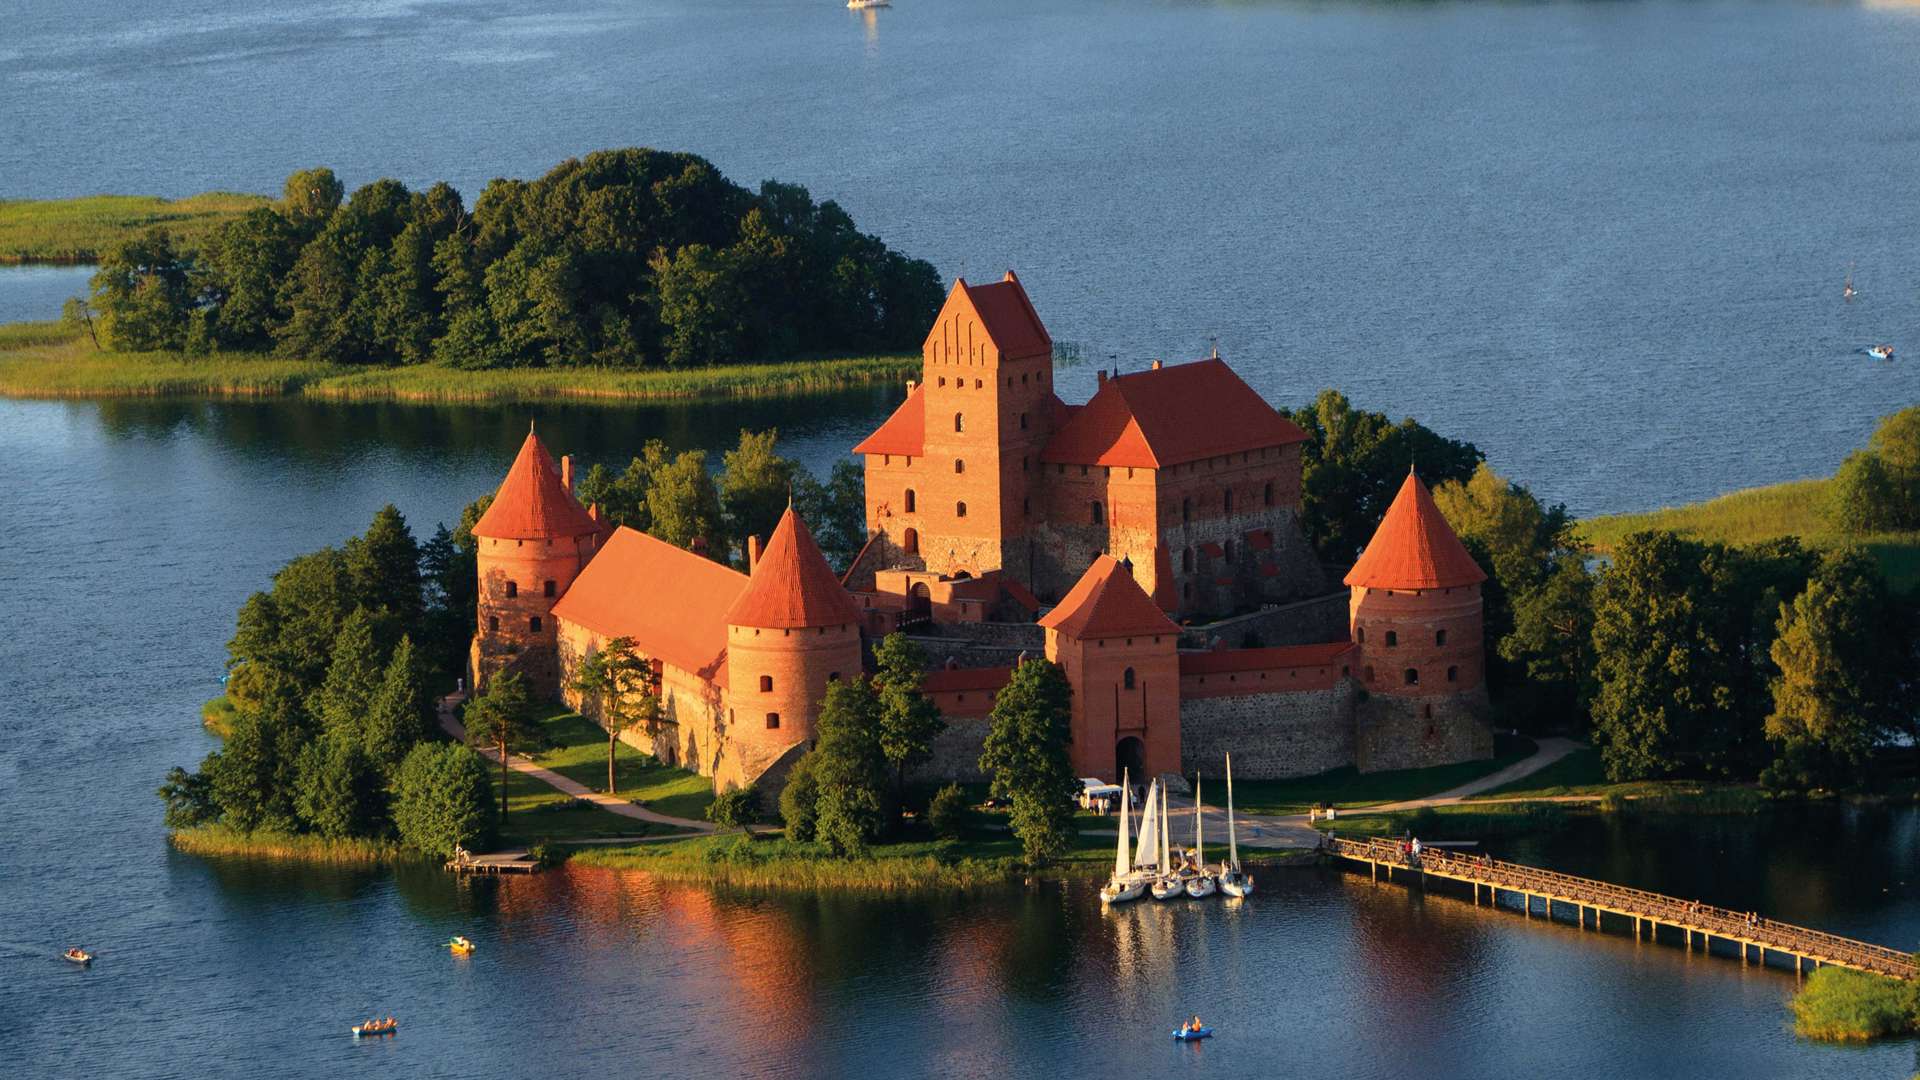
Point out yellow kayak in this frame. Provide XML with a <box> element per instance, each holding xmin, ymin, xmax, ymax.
<box><xmin>448</xmin><ymin>936</ymin><xmax>474</xmax><ymax>955</ymax></box>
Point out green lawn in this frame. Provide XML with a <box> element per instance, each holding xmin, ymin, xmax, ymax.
<box><xmin>1232</xmin><ymin>734</ymin><xmax>1537</xmax><ymax>816</ymax></box>
<box><xmin>1478</xmin><ymin>748</ymin><xmax>1608</xmax><ymax>798</ymax></box>
<box><xmin>487</xmin><ymin>705</ymin><xmax>711</xmax><ymax>847</ymax></box>
<box><xmin>0</xmin><ymin>192</ymin><xmax>271</xmax><ymax>262</ymax></box>
<box><xmin>1578</xmin><ymin>476</ymin><xmax>1920</xmax><ymax>592</ymax></box>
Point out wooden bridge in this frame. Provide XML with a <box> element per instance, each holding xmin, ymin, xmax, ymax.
<box><xmin>1324</xmin><ymin>834</ymin><xmax>1915</xmax><ymax>979</ymax></box>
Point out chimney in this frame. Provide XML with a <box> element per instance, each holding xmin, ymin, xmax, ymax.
<box><xmin>1151</xmin><ymin>359</ymin><xmax>1163</xmax><ymax>370</ymax></box>
<box><xmin>747</xmin><ymin>534</ymin><xmax>762</xmax><ymax>574</ymax></box>
<box><xmin>560</xmin><ymin>454</ymin><xmax>574</xmax><ymax>493</ymax></box>
<box><xmin>906</xmin><ymin>379</ymin><xmax>917</xmax><ymax>394</ymax></box>
<box><xmin>1096</xmin><ymin>369</ymin><xmax>1108</xmax><ymax>385</ymax></box>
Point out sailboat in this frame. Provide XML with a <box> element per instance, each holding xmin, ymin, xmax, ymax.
<box><xmin>1185</xmin><ymin>774</ymin><xmax>1217</xmax><ymax>898</ymax></box>
<box><xmin>1219</xmin><ymin>752</ymin><xmax>1254</xmax><ymax>898</ymax></box>
<box><xmin>1150</xmin><ymin>782</ymin><xmax>1184</xmax><ymax>900</ymax></box>
<box><xmin>1100</xmin><ymin>770</ymin><xmax>1146</xmax><ymax>904</ymax></box>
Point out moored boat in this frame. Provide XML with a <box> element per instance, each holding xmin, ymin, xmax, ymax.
<box><xmin>1182</xmin><ymin>773</ymin><xmax>1217</xmax><ymax>899</ymax></box>
<box><xmin>1219</xmin><ymin>752</ymin><xmax>1255</xmax><ymax>899</ymax></box>
<box><xmin>1099</xmin><ymin>770</ymin><xmax>1148</xmax><ymax>904</ymax></box>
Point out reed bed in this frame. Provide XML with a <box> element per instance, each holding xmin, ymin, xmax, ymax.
<box><xmin>574</xmin><ymin>834</ymin><xmax>1104</xmax><ymax>892</ymax></box>
<box><xmin>0</xmin><ymin>193</ymin><xmax>270</xmax><ymax>263</ymax></box>
<box><xmin>1791</xmin><ymin>966</ymin><xmax>1920</xmax><ymax>1041</ymax></box>
<box><xmin>168</xmin><ymin>825</ymin><xmax>413</xmax><ymax>866</ymax></box>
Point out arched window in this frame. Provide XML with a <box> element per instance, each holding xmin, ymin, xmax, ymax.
<box><xmin>954</xmin><ymin>459</ymin><xmax>964</xmax><ymax>474</ymax></box>
<box><xmin>1357</xmin><ymin>626</ymin><xmax>1365</xmax><ymax>643</ymax></box>
<box><xmin>544</xmin><ymin>579</ymin><xmax>556</xmax><ymax>597</ymax></box>
<box><xmin>759</xmin><ymin>675</ymin><xmax>773</xmax><ymax>693</ymax></box>
<box><xmin>488</xmin><ymin>615</ymin><xmax>499</xmax><ymax>633</ymax></box>
<box><xmin>1447</xmin><ymin>665</ymin><xmax>1459</xmax><ymax>683</ymax></box>
<box><xmin>1435</xmin><ymin>629</ymin><xmax>1448</xmax><ymax>646</ymax></box>
<box><xmin>505</xmin><ymin>580</ymin><xmax>518</xmax><ymax>598</ymax></box>
<box><xmin>765</xmin><ymin>712</ymin><xmax>780</xmax><ymax>729</ymax></box>
<box><xmin>1224</xmin><ymin>489</ymin><xmax>1234</xmax><ymax>514</ymax></box>
<box><xmin>1091</xmin><ymin>501</ymin><xmax>1104</xmax><ymax>525</ymax></box>
<box><xmin>1182</xmin><ymin>548</ymin><xmax>1194</xmax><ymax>573</ymax></box>
<box><xmin>954</xmin><ymin>412</ymin><xmax>964</xmax><ymax>433</ymax></box>
<box><xmin>1385</xmin><ymin>630</ymin><xmax>1398</xmax><ymax>647</ymax></box>
<box><xmin>955</xmin><ymin>501</ymin><xmax>968</xmax><ymax>518</ymax></box>
<box><xmin>902</xmin><ymin>527</ymin><xmax>919</xmax><ymax>555</ymax></box>
<box><xmin>1123</xmin><ymin>667</ymin><xmax>1136</xmax><ymax>690</ymax></box>
<box><xmin>1404</xmin><ymin>667</ymin><xmax>1419</xmax><ymax>686</ymax></box>
<box><xmin>905</xmin><ymin>489</ymin><xmax>916</xmax><ymax>513</ymax></box>
<box><xmin>1020</xmin><ymin>413</ymin><xmax>1029</xmax><ymax>430</ymax></box>
<box><xmin>530</xmin><ymin>616</ymin><xmax>543</xmax><ymax>632</ymax></box>
<box><xmin>1182</xmin><ymin>498</ymin><xmax>1192</xmax><ymax>524</ymax></box>
<box><xmin>1263</xmin><ymin>481</ymin><xmax>1274</xmax><ymax>507</ymax></box>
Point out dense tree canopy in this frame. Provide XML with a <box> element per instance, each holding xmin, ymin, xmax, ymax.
<box><xmin>90</xmin><ymin>150</ymin><xmax>942</xmax><ymax>368</ymax></box>
<box><xmin>979</xmin><ymin>659</ymin><xmax>1079</xmax><ymax>865</ymax></box>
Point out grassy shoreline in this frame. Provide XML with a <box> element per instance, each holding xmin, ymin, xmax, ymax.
<box><xmin>0</xmin><ymin>193</ymin><xmax>271</xmax><ymax>263</ymax></box>
<box><xmin>0</xmin><ymin>323</ymin><xmax>916</xmax><ymax>404</ymax></box>
<box><xmin>1790</xmin><ymin>967</ymin><xmax>1920</xmax><ymax>1041</ymax></box>
<box><xmin>168</xmin><ymin>824</ymin><xmax>419</xmax><ymax>865</ymax></box>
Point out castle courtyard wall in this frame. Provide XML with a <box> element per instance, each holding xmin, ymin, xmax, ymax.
<box><xmin>1177</xmin><ymin>682</ymin><xmax>1358</xmax><ymax>780</ymax></box>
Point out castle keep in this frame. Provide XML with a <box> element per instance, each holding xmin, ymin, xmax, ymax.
<box><xmin>469</xmin><ymin>272</ymin><xmax>1492</xmax><ymax>791</ymax></box>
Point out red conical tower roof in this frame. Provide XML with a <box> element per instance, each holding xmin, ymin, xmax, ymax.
<box><xmin>724</xmin><ymin>507</ymin><xmax>863</xmax><ymax>629</ymax></box>
<box><xmin>472</xmin><ymin>427</ymin><xmax>601</xmax><ymax>541</ymax></box>
<box><xmin>1039</xmin><ymin>555</ymin><xmax>1180</xmax><ymax>639</ymax></box>
<box><xmin>1343</xmin><ymin>471</ymin><xmax>1487</xmax><ymax>590</ymax></box>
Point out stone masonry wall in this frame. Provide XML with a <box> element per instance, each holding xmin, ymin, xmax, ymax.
<box><xmin>916</xmin><ymin>715</ymin><xmax>993</xmax><ymax>784</ymax></box>
<box><xmin>1181</xmin><ymin>591</ymin><xmax>1350</xmax><ymax>650</ymax></box>
<box><xmin>1353</xmin><ymin>687</ymin><xmax>1493</xmax><ymax>773</ymax></box>
<box><xmin>1178</xmin><ymin>681</ymin><xmax>1358</xmax><ymax>780</ymax></box>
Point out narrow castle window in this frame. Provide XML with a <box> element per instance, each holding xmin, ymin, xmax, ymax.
<box><xmin>766</xmin><ymin>713</ymin><xmax>780</xmax><ymax>729</ymax></box>
<box><xmin>1435</xmin><ymin>629</ymin><xmax>1448</xmax><ymax>646</ymax></box>
<box><xmin>1224</xmin><ymin>489</ymin><xmax>1234</xmax><ymax>514</ymax></box>
<box><xmin>1123</xmin><ymin>667</ymin><xmax>1136</xmax><ymax>690</ymax></box>
<box><xmin>955</xmin><ymin>459</ymin><xmax>965</xmax><ymax>474</ymax></box>
<box><xmin>954</xmin><ymin>412</ymin><xmax>964</xmax><ymax>432</ymax></box>
<box><xmin>1264</xmin><ymin>481</ymin><xmax>1274</xmax><ymax>507</ymax></box>
<box><xmin>1223</xmin><ymin>540</ymin><xmax>1234</xmax><ymax>561</ymax></box>
<box><xmin>1022</xmin><ymin>456</ymin><xmax>1030</xmax><ymax>473</ymax></box>
<box><xmin>974</xmin><ymin>378</ymin><xmax>982</xmax><ymax>389</ymax></box>
<box><xmin>903</xmin><ymin>528</ymin><xmax>919</xmax><ymax>554</ymax></box>
<box><xmin>956</xmin><ymin>501</ymin><xmax>967</xmax><ymax>518</ymax></box>
<box><xmin>488</xmin><ymin>616</ymin><xmax>499</xmax><ymax>633</ymax></box>
<box><xmin>760</xmin><ymin>675</ymin><xmax>773</xmax><ymax>693</ymax></box>
<box><xmin>1021</xmin><ymin>413</ymin><xmax>1029</xmax><ymax>430</ymax></box>
<box><xmin>938</xmin><ymin>377</ymin><xmax>946</xmax><ymax>387</ymax></box>
<box><xmin>1365</xmin><ymin>665</ymin><xmax>1375</xmax><ymax>682</ymax></box>
<box><xmin>544</xmin><ymin>580</ymin><xmax>556</xmax><ymax>597</ymax></box>
<box><xmin>905</xmin><ymin>489</ymin><xmax>916</xmax><ymax>513</ymax></box>
<box><xmin>1182</xmin><ymin>548</ymin><xmax>1194</xmax><ymax>573</ymax></box>
<box><xmin>505</xmin><ymin>580</ymin><xmax>518</xmax><ymax>598</ymax></box>
<box><xmin>1385</xmin><ymin>630</ymin><xmax>1398</xmax><ymax>647</ymax></box>
<box><xmin>1023</xmin><ymin>497</ymin><xmax>1030</xmax><ymax>517</ymax></box>
<box><xmin>530</xmin><ymin>616</ymin><xmax>543</xmax><ymax>632</ymax></box>
<box><xmin>1447</xmin><ymin>665</ymin><xmax>1459</xmax><ymax>683</ymax></box>
<box><xmin>1357</xmin><ymin>626</ymin><xmax>1365</xmax><ymax>643</ymax></box>
<box><xmin>1182</xmin><ymin>498</ymin><xmax>1192</xmax><ymax>524</ymax></box>
<box><xmin>1404</xmin><ymin>668</ymin><xmax>1419</xmax><ymax>686</ymax></box>
<box><xmin>1091</xmin><ymin>501</ymin><xmax>1104</xmax><ymax>524</ymax></box>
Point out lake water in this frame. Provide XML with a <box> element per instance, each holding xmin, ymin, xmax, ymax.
<box><xmin>6</xmin><ymin>1</ymin><xmax>1920</xmax><ymax>1076</ymax></box>
<box><xmin>4</xmin><ymin>0</ymin><xmax>1920</xmax><ymax>515</ymax></box>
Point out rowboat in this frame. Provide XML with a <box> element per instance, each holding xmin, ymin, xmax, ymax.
<box><xmin>63</xmin><ymin>948</ymin><xmax>92</xmax><ymax>965</ymax></box>
<box><xmin>1174</xmin><ymin>1026</ymin><xmax>1213</xmax><ymax>1041</ymax></box>
<box><xmin>448</xmin><ymin>936</ymin><xmax>474</xmax><ymax>955</ymax></box>
<box><xmin>351</xmin><ymin>1020</ymin><xmax>398</xmax><ymax>1037</ymax></box>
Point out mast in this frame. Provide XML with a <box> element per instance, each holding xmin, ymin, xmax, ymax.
<box><xmin>1115</xmin><ymin>769</ymin><xmax>1132</xmax><ymax>881</ymax></box>
<box><xmin>1160</xmin><ymin>781</ymin><xmax>1171</xmax><ymax>873</ymax></box>
<box><xmin>1193</xmin><ymin>774</ymin><xmax>1204</xmax><ymax>868</ymax></box>
<box><xmin>1227</xmin><ymin>752</ymin><xmax>1240</xmax><ymax>872</ymax></box>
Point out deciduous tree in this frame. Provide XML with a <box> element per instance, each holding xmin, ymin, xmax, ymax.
<box><xmin>979</xmin><ymin>659</ymin><xmax>1079</xmax><ymax>864</ymax></box>
<box><xmin>871</xmin><ymin>633</ymin><xmax>945</xmax><ymax>815</ymax></box>
<box><xmin>463</xmin><ymin>671</ymin><xmax>539</xmax><ymax>822</ymax></box>
<box><xmin>568</xmin><ymin>636</ymin><xmax>662</xmax><ymax>795</ymax></box>
<box><xmin>392</xmin><ymin>742</ymin><xmax>496</xmax><ymax>857</ymax></box>
<box><xmin>810</xmin><ymin>678</ymin><xmax>888</xmax><ymax>855</ymax></box>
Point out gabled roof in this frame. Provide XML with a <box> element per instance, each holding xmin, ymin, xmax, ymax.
<box><xmin>1040</xmin><ymin>357</ymin><xmax>1308</xmax><ymax>469</ymax></box>
<box><xmin>951</xmin><ymin>271</ymin><xmax>1051</xmax><ymax>360</ymax></box>
<box><xmin>550</xmin><ymin>526</ymin><xmax>746</xmax><ymax>679</ymax></box>
<box><xmin>1038</xmin><ymin>555</ymin><xmax>1181</xmax><ymax>640</ymax></box>
<box><xmin>473</xmin><ymin>429</ymin><xmax>602</xmax><ymax>540</ymax></box>
<box><xmin>1179</xmin><ymin>642</ymin><xmax>1355</xmax><ymax>676</ymax></box>
<box><xmin>724</xmin><ymin>508</ymin><xmax>864</xmax><ymax>629</ymax></box>
<box><xmin>852</xmin><ymin>384</ymin><xmax>926</xmax><ymax>457</ymax></box>
<box><xmin>1344</xmin><ymin>472</ymin><xmax>1488</xmax><ymax>590</ymax></box>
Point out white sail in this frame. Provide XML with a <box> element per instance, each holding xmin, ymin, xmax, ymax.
<box><xmin>1193</xmin><ymin>774</ymin><xmax>1205</xmax><ymax>868</ymax></box>
<box><xmin>1135</xmin><ymin>779</ymin><xmax>1159</xmax><ymax>869</ymax></box>
<box><xmin>1114</xmin><ymin>769</ymin><xmax>1132</xmax><ymax>880</ymax></box>
<box><xmin>1227</xmin><ymin>752</ymin><xmax>1240</xmax><ymax>872</ymax></box>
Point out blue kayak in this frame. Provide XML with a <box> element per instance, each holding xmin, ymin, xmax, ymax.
<box><xmin>1173</xmin><ymin>1027</ymin><xmax>1213</xmax><ymax>1041</ymax></box>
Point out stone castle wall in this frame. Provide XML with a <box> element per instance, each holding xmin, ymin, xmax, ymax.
<box><xmin>1354</xmin><ymin>687</ymin><xmax>1493</xmax><ymax>773</ymax></box>
<box><xmin>1181</xmin><ymin>591</ymin><xmax>1351</xmax><ymax>651</ymax></box>
<box><xmin>1177</xmin><ymin>681</ymin><xmax>1358</xmax><ymax>780</ymax></box>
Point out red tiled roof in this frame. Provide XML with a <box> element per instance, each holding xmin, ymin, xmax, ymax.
<box><xmin>1344</xmin><ymin>472</ymin><xmax>1488</xmax><ymax>590</ymax></box>
<box><xmin>551</xmin><ymin>526</ymin><xmax>746</xmax><ymax>679</ymax></box>
<box><xmin>1179</xmin><ymin>642</ymin><xmax>1355</xmax><ymax>676</ymax></box>
<box><xmin>1245</xmin><ymin>529</ymin><xmax>1274</xmax><ymax>551</ymax></box>
<box><xmin>1040</xmin><ymin>357</ymin><xmax>1307</xmax><ymax>469</ymax></box>
<box><xmin>724</xmin><ymin>508</ymin><xmax>864</xmax><ymax>629</ymax></box>
<box><xmin>1000</xmin><ymin>578</ymin><xmax>1042</xmax><ymax>614</ymax></box>
<box><xmin>1198</xmin><ymin>541</ymin><xmax>1225</xmax><ymax>558</ymax></box>
<box><xmin>1038</xmin><ymin>555</ymin><xmax>1181</xmax><ymax>639</ymax></box>
<box><xmin>852</xmin><ymin>384</ymin><xmax>926</xmax><ymax>457</ymax></box>
<box><xmin>956</xmin><ymin>271</ymin><xmax>1051</xmax><ymax>360</ymax></box>
<box><xmin>923</xmin><ymin>666</ymin><xmax>1014</xmax><ymax>694</ymax></box>
<box><xmin>473</xmin><ymin>430</ymin><xmax>602</xmax><ymax>540</ymax></box>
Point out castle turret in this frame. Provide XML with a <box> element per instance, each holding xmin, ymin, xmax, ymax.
<box><xmin>1344</xmin><ymin>470</ymin><xmax>1491</xmax><ymax>770</ymax></box>
<box><xmin>469</xmin><ymin>425</ymin><xmax>605</xmax><ymax>697</ymax></box>
<box><xmin>722</xmin><ymin>507</ymin><xmax>864</xmax><ymax>790</ymax></box>
<box><xmin>1040</xmin><ymin>555</ymin><xmax>1182</xmax><ymax>782</ymax></box>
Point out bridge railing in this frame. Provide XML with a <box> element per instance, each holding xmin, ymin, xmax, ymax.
<box><xmin>1324</xmin><ymin>834</ymin><xmax>1915</xmax><ymax>978</ymax></box>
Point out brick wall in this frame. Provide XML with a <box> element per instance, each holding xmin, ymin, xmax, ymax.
<box><xmin>1178</xmin><ymin>682</ymin><xmax>1358</xmax><ymax>780</ymax></box>
<box><xmin>1353</xmin><ymin>687</ymin><xmax>1493</xmax><ymax>773</ymax></box>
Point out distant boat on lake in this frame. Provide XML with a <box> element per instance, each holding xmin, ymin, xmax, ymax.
<box><xmin>1844</xmin><ymin>261</ymin><xmax>1857</xmax><ymax>301</ymax></box>
<box><xmin>1869</xmin><ymin>344</ymin><xmax>1894</xmax><ymax>361</ymax></box>
<box><xmin>848</xmin><ymin>0</ymin><xmax>890</xmax><ymax>9</ymax></box>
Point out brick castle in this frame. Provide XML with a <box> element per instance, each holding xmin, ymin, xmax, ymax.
<box><xmin>468</xmin><ymin>272</ymin><xmax>1493</xmax><ymax>792</ymax></box>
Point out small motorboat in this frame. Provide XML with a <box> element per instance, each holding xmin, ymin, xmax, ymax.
<box><xmin>1173</xmin><ymin>1025</ymin><xmax>1214</xmax><ymax>1041</ymax></box>
<box><xmin>63</xmin><ymin>948</ymin><xmax>92</xmax><ymax>966</ymax></box>
<box><xmin>351</xmin><ymin>1019</ymin><xmax>398</xmax><ymax>1038</ymax></box>
<box><xmin>1869</xmin><ymin>344</ymin><xmax>1895</xmax><ymax>361</ymax></box>
<box><xmin>448</xmin><ymin>935</ymin><xmax>475</xmax><ymax>955</ymax></box>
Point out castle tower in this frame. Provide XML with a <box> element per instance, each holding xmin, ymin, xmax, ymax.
<box><xmin>469</xmin><ymin>426</ymin><xmax>605</xmax><ymax>697</ymax></box>
<box><xmin>854</xmin><ymin>271</ymin><xmax>1056</xmax><ymax>586</ymax></box>
<box><xmin>1040</xmin><ymin>555</ymin><xmax>1182</xmax><ymax>782</ymax></box>
<box><xmin>722</xmin><ymin>506</ymin><xmax>865</xmax><ymax>791</ymax></box>
<box><xmin>1344</xmin><ymin>470</ymin><xmax>1492</xmax><ymax>770</ymax></box>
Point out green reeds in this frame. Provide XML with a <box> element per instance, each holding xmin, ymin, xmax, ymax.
<box><xmin>0</xmin><ymin>193</ymin><xmax>271</xmax><ymax>263</ymax></box>
<box><xmin>167</xmin><ymin>825</ymin><xmax>412</xmax><ymax>866</ymax></box>
<box><xmin>573</xmin><ymin>833</ymin><xmax>1104</xmax><ymax>893</ymax></box>
<box><xmin>1791</xmin><ymin>966</ymin><xmax>1920</xmax><ymax>1041</ymax></box>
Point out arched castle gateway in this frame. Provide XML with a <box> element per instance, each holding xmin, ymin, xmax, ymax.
<box><xmin>469</xmin><ymin>272</ymin><xmax>1492</xmax><ymax>791</ymax></box>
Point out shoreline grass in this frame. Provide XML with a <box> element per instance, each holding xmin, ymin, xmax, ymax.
<box><xmin>572</xmin><ymin>830</ymin><xmax>1115</xmax><ymax>892</ymax></box>
<box><xmin>0</xmin><ymin>193</ymin><xmax>271</xmax><ymax>263</ymax></box>
<box><xmin>1579</xmin><ymin>476</ymin><xmax>1920</xmax><ymax>591</ymax></box>
<box><xmin>1791</xmin><ymin>967</ymin><xmax>1920</xmax><ymax>1041</ymax></box>
<box><xmin>168</xmin><ymin>824</ymin><xmax>417</xmax><ymax>865</ymax></box>
<box><xmin>0</xmin><ymin>325</ymin><xmax>915</xmax><ymax>404</ymax></box>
